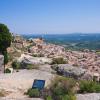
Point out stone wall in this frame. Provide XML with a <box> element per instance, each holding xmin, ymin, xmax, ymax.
<box><xmin>0</xmin><ymin>55</ymin><xmax>4</xmax><ymax>73</ymax></box>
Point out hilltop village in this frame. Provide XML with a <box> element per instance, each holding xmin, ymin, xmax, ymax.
<box><xmin>0</xmin><ymin>34</ymin><xmax>100</xmax><ymax>100</ymax></box>
<box><xmin>7</xmin><ymin>35</ymin><xmax>100</xmax><ymax>80</ymax></box>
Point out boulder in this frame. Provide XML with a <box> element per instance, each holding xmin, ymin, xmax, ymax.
<box><xmin>51</xmin><ymin>64</ymin><xmax>86</xmax><ymax>79</ymax></box>
<box><xmin>17</xmin><ymin>54</ymin><xmax>52</xmax><ymax>68</ymax></box>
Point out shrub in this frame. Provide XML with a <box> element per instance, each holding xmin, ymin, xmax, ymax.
<box><xmin>51</xmin><ymin>57</ymin><xmax>67</xmax><ymax>64</ymax></box>
<box><xmin>62</xmin><ymin>94</ymin><xmax>76</xmax><ymax>100</ymax></box>
<box><xmin>20</xmin><ymin>61</ymin><xmax>39</xmax><ymax>70</ymax></box>
<box><xmin>26</xmin><ymin>64</ymin><xmax>38</xmax><ymax>69</ymax></box>
<box><xmin>26</xmin><ymin>64</ymin><xmax>34</xmax><ymax>69</ymax></box>
<box><xmin>0</xmin><ymin>92</ymin><xmax>5</xmax><ymax>97</ymax></box>
<box><xmin>46</xmin><ymin>76</ymin><xmax>76</xmax><ymax>100</ymax></box>
<box><xmin>46</xmin><ymin>96</ymin><xmax>52</xmax><ymax>100</ymax></box>
<box><xmin>0</xmin><ymin>89</ymin><xmax>8</xmax><ymax>97</ymax></box>
<box><xmin>52</xmin><ymin>77</ymin><xmax>76</xmax><ymax>94</ymax></box>
<box><xmin>12</xmin><ymin>60</ymin><xmax>20</xmax><ymax>69</ymax></box>
<box><xmin>79</xmin><ymin>80</ymin><xmax>100</xmax><ymax>93</ymax></box>
<box><xmin>32</xmin><ymin>53</ymin><xmax>44</xmax><ymax>57</ymax></box>
<box><xmin>26</xmin><ymin>64</ymin><xmax>39</xmax><ymax>70</ymax></box>
<box><xmin>4</xmin><ymin>68</ymin><xmax>11</xmax><ymax>73</ymax></box>
<box><xmin>32</xmin><ymin>54</ymin><xmax>38</xmax><ymax>57</ymax></box>
<box><xmin>26</xmin><ymin>88</ymin><xmax>40</xmax><ymax>98</ymax></box>
<box><xmin>8</xmin><ymin>53</ymin><xmax>13</xmax><ymax>61</ymax></box>
<box><xmin>0</xmin><ymin>91</ymin><xmax>5</xmax><ymax>97</ymax></box>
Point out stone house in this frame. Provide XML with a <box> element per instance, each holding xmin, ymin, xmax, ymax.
<box><xmin>0</xmin><ymin>55</ymin><xmax>4</xmax><ymax>73</ymax></box>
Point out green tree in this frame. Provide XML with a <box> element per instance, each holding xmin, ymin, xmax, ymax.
<box><xmin>0</xmin><ymin>23</ymin><xmax>12</xmax><ymax>71</ymax></box>
<box><xmin>0</xmin><ymin>23</ymin><xmax>12</xmax><ymax>52</ymax></box>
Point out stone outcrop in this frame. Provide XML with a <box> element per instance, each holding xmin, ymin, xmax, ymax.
<box><xmin>17</xmin><ymin>54</ymin><xmax>52</xmax><ymax>68</ymax></box>
<box><xmin>51</xmin><ymin>64</ymin><xmax>86</xmax><ymax>79</ymax></box>
<box><xmin>77</xmin><ymin>93</ymin><xmax>100</xmax><ymax>100</ymax></box>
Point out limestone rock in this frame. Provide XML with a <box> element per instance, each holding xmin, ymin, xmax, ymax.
<box><xmin>51</xmin><ymin>64</ymin><xmax>86</xmax><ymax>79</ymax></box>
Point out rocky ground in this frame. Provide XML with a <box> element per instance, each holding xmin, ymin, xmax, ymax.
<box><xmin>0</xmin><ymin>66</ymin><xmax>54</xmax><ymax>100</ymax></box>
<box><xmin>0</xmin><ymin>64</ymin><xmax>100</xmax><ymax>100</ymax></box>
<box><xmin>77</xmin><ymin>93</ymin><xmax>100</xmax><ymax>100</ymax></box>
<box><xmin>0</xmin><ymin>65</ymin><xmax>100</xmax><ymax>100</ymax></box>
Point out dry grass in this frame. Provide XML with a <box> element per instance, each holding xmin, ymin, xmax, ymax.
<box><xmin>0</xmin><ymin>89</ymin><xmax>11</xmax><ymax>97</ymax></box>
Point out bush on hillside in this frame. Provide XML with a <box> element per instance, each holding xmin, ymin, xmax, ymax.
<box><xmin>46</xmin><ymin>96</ymin><xmax>52</xmax><ymax>100</ymax></box>
<box><xmin>51</xmin><ymin>57</ymin><xmax>67</xmax><ymax>64</ymax></box>
<box><xmin>0</xmin><ymin>90</ymin><xmax>6</xmax><ymax>97</ymax></box>
<box><xmin>79</xmin><ymin>80</ymin><xmax>100</xmax><ymax>93</ymax></box>
<box><xmin>61</xmin><ymin>94</ymin><xmax>76</xmax><ymax>100</ymax></box>
<box><xmin>26</xmin><ymin>88</ymin><xmax>40</xmax><ymax>98</ymax></box>
<box><xmin>32</xmin><ymin>53</ymin><xmax>44</xmax><ymax>57</ymax></box>
<box><xmin>26</xmin><ymin>64</ymin><xmax>39</xmax><ymax>70</ymax></box>
<box><xmin>12</xmin><ymin>60</ymin><xmax>20</xmax><ymax>69</ymax></box>
<box><xmin>4</xmin><ymin>68</ymin><xmax>11</xmax><ymax>73</ymax></box>
<box><xmin>45</xmin><ymin>76</ymin><xmax>76</xmax><ymax>100</ymax></box>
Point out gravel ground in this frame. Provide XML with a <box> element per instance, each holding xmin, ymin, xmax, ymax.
<box><xmin>0</xmin><ymin>68</ymin><xmax>54</xmax><ymax>100</ymax></box>
<box><xmin>77</xmin><ymin>93</ymin><xmax>100</xmax><ymax>100</ymax></box>
<box><xmin>0</xmin><ymin>65</ymin><xmax>100</xmax><ymax>100</ymax></box>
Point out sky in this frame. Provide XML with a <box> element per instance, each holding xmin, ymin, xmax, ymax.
<box><xmin>0</xmin><ymin>0</ymin><xmax>100</xmax><ymax>34</ymax></box>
